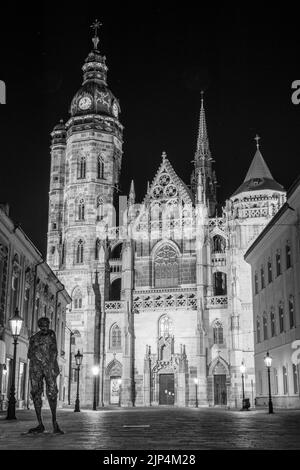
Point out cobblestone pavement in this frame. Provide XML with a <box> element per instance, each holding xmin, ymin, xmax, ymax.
<box><xmin>0</xmin><ymin>407</ymin><xmax>300</xmax><ymax>450</ymax></box>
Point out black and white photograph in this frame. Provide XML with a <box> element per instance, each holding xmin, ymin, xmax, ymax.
<box><xmin>0</xmin><ymin>2</ymin><xmax>300</xmax><ymax>459</ymax></box>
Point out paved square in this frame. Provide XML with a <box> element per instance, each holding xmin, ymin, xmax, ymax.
<box><xmin>0</xmin><ymin>407</ymin><xmax>300</xmax><ymax>450</ymax></box>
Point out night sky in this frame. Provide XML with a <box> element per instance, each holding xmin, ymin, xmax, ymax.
<box><xmin>0</xmin><ymin>4</ymin><xmax>299</xmax><ymax>255</ymax></box>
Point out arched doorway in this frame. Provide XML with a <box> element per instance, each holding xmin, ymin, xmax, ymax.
<box><xmin>104</xmin><ymin>359</ymin><xmax>122</xmax><ymax>405</ymax></box>
<box><xmin>208</xmin><ymin>357</ymin><xmax>230</xmax><ymax>407</ymax></box>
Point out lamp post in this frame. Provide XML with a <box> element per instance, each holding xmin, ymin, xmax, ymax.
<box><xmin>264</xmin><ymin>351</ymin><xmax>274</xmax><ymax>414</ymax></box>
<box><xmin>240</xmin><ymin>361</ymin><xmax>247</xmax><ymax>410</ymax></box>
<box><xmin>118</xmin><ymin>378</ymin><xmax>122</xmax><ymax>407</ymax></box>
<box><xmin>194</xmin><ymin>378</ymin><xmax>198</xmax><ymax>408</ymax></box>
<box><xmin>6</xmin><ymin>308</ymin><xmax>23</xmax><ymax>420</ymax></box>
<box><xmin>92</xmin><ymin>365</ymin><xmax>99</xmax><ymax>410</ymax></box>
<box><xmin>74</xmin><ymin>349</ymin><xmax>83</xmax><ymax>412</ymax></box>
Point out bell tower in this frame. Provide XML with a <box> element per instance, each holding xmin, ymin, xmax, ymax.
<box><xmin>47</xmin><ymin>21</ymin><xmax>123</xmax><ymax>405</ymax></box>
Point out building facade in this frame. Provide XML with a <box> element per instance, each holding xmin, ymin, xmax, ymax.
<box><xmin>0</xmin><ymin>204</ymin><xmax>71</xmax><ymax>410</ymax></box>
<box><xmin>245</xmin><ymin>176</ymin><xmax>300</xmax><ymax>408</ymax></box>
<box><xmin>46</xmin><ymin>30</ymin><xmax>286</xmax><ymax>408</ymax></box>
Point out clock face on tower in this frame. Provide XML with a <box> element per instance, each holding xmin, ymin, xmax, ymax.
<box><xmin>112</xmin><ymin>102</ymin><xmax>119</xmax><ymax>118</ymax></box>
<box><xmin>78</xmin><ymin>96</ymin><xmax>92</xmax><ymax>110</ymax></box>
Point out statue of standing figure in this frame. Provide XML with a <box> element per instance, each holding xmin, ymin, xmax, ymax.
<box><xmin>27</xmin><ymin>316</ymin><xmax>64</xmax><ymax>434</ymax></box>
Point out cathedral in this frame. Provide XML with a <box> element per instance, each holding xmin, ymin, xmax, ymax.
<box><xmin>46</xmin><ymin>27</ymin><xmax>286</xmax><ymax>408</ymax></box>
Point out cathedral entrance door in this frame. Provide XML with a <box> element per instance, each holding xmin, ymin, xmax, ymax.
<box><xmin>110</xmin><ymin>376</ymin><xmax>121</xmax><ymax>405</ymax></box>
<box><xmin>214</xmin><ymin>374</ymin><xmax>227</xmax><ymax>405</ymax></box>
<box><xmin>159</xmin><ymin>374</ymin><xmax>175</xmax><ymax>405</ymax></box>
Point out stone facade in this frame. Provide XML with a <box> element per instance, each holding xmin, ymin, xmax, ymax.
<box><xmin>0</xmin><ymin>204</ymin><xmax>71</xmax><ymax>410</ymax></box>
<box><xmin>47</xmin><ymin>34</ymin><xmax>286</xmax><ymax>408</ymax></box>
<box><xmin>245</xmin><ymin>176</ymin><xmax>300</xmax><ymax>408</ymax></box>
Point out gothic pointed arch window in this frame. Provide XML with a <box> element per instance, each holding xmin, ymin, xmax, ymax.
<box><xmin>95</xmin><ymin>238</ymin><xmax>101</xmax><ymax>260</ymax></box>
<box><xmin>159</xmin><ymin>315</ymin><xmax>173</xmax><ymax>338</ymax></box>
<box><xmin>212</xmin><ymin>235</ymin><xmax>226</xmax><ymax>254</ymax></box>
<box><xmin>76</xmin><ymin>239</ymin><xmax>84</xmax><ymax>264</ymax></box>
<box><xmin>78</xmin><ymin>199</ymin><xmax>85</xmax><ymax>221</ymax></box>
<box><xmin>97</xmin><ymin>155</ymin><xmax>104</xmax><ymax>179</ymax></box>
<box><xmin>110</xmin><ymin>323</ymin><xmax>121</xmax><ymax>349</ymax></box>
<box><xmin>213</xmin><ymin>320</ymin><xmax>224</xmax><ymax>345</ymax></box>
<box><xmin>72</xmin><ymin>287</ymin><xmax>82</xmax><ymax>309</ymax></box>
<box><xmin>77</xmin><ymin>156</ymin><xmax>86</xmax><ymax>179</ymax></box>
<box><xmin>154</xmin><ymin>244</ymin><xmax>179</xmax><ymax>288</ymax></box>
<box><xmin>96</xmin><ymin>196</ymin><xmax>104</xmax><ymax>221</ymax></box>
<box><xmin>213</xmin><ymin>272</ymin><xmax>227</xmax><ymax>296</ymax></box>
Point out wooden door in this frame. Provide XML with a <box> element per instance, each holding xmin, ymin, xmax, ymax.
<box><xmin>214</xmin><ymin>374</ymin><xmax>227</xmax><ymax>405</ymax></box>
<box><xmin>159</xmin><ymin>374</ymin><xmax>175</xmax><ymax>405</ymax></box>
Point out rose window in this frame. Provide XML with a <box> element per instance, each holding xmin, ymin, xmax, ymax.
<box><xmin>159</xmin><ymin>173</ymin><xmax>170</xmax><ymax>186</ymax></box>
<box><xmin>164</xmin><ymin>184</ymin><xmax>177</xmax><ymax>198</ymax></box>
<box><xmin>152</xmin><ymin>186</ymin><xmax>164</xmax><ymax>198</ymax></box>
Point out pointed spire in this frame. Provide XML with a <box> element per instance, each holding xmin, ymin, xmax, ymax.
<box><xmin>162</xmin><ymin>151</ymin><xmax>167</xmax><ymax>162</ymax></box>
<box><xmin>195</xmin><ymin>91</ymin><xmax>210</xmax><ymax>161</ymax></box>
<box><xmin>128</xmin><ymin>180</ymin><xmax>135</xmax><ymax>205</ymax></box>
<box><xmin>244</xmin><ymin>137</ymin><xmax>273</xmax><ymax>182</ymax></box>
<box><xmin>231</xmin><ymin>136</ymin><xmax>284</xmax><ymax>197</ymax></box>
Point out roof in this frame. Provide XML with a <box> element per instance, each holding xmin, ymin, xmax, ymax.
<box><xmin>231</xmin><ymin>148</ymin><xmax>284</xmax><ymax>197</ymax></box>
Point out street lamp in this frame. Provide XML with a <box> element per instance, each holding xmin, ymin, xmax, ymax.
<box><xmin>117</xmin><ymin>378</ymin><xmax>122</xmax><ymax>407</ymax></box>
<box><xmin>92</xmin><ymin>365</ymin><xmax>99</xmax><ymax>410</ymax></box>
<box><xmin>74</xmin><ymin>349</ymin><xmax>83</xmax><ymax>412</ymax></box>
<box><xmin>240</xmin><ymin>361</ymin><xmax>247</xmax><ymax>410</ymax></box>
<box><xmin>194</xmin><ymin>378</ymin><xmax>199</xmax><ymax>408</ymax></box>
<box><xmin>264</xmin><ymin>351</ymin><xmax>274</xmax><ymax>414</ymax></box>
<box><xmin>6</xmin><ymin>308</ymin><xmax>23</xmax><ymax>420</ymax></box>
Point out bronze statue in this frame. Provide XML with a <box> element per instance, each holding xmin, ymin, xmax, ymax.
<box><xmin>27</xmin><ymin>316</ymin><xmax>64</xmax><ymax>434</ymax></box>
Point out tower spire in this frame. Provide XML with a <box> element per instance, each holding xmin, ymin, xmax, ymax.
<box><xmin>128</xmin><ymin>180</ymin><xmax>135</xmax><ymax>205</ymax></box>
<box><xmin>90</xmin><ymin>19</ymin><xmax>102</xmax><ymax>51</ymax></box>
<box><xmin>195</xmin><ymin>91</ymin><xmax>210</xmax><ymax>162</ymax></box>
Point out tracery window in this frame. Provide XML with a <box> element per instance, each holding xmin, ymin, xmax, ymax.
<box><xmin>97</xmin><ymin>156</ymin><xmax>104</xmax><ymax>179</ymax></box>
<box><xmin>77</xmin><ymin>156</ymin><xmax>86</xmax><ymax>179</ymax></box>
<box><xmin>154</xmin><ymin>245</ymin><xmax>179</xmax><ymax>288</ymax></box>
<box><xmin>78</xmin><ymin>199</ymin><xmax>85</xmax><ymax>221</ymax></box>
<box><xmin>76</xmin><ymin>240</ymin><xmax>84</xmax><ymax>264</ymax></box>
<box><xmin>110</xmin><ymin>323</ymin><xmax>121</xmax><ymax>349</ymax></box>
<box><xmin>159</xmin><ymin>315</ymin><xmax>173</xmax><ymax>338</ymax></box>
<box><xmin>72</xmin><ymin>287</ymin><xmax>82</xmax><ymax>309</ymax></box>
<box><xmin>96</xmin><ymin>196</ymin><xmax>104</xmax><ymax>221</ymax></box>
<box><xmin>213</xmin><ymin>320</ymin><xmax>224</xmax><ymax>345</ymax></box>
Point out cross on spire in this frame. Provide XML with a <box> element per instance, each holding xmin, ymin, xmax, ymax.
<box><xmin>254</xmin><ymin>134</ymin><xmax>260</xmax><ymax>149</ymax></box>
<box><xmin>90</xmin><ymin>19</ymin><xmax>102</xmax><ymax>50</ymax></box>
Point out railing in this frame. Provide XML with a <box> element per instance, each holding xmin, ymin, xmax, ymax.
<box><xmin>206</xmin><ymin>296</ymin><xmax>228</xmax><ymax>308</ymax></box>
<box><xmin>109</xmin><ymin>259</ymin><xmax>122</xmax><ymax>273</ymax></box>
<box><xmin>133</xmin><ymin>292</ymin><xmax>197</xmax><ymax>311</ymax></box>
<box><xmin>105</xmin><ymin>301</ymin><xmax>126</xmax><ymax>312</ymax></box>
<box><xmin>211</xmin><ymin>253</ymin><xmax>226</xmax><ymax>267</ymax></box>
